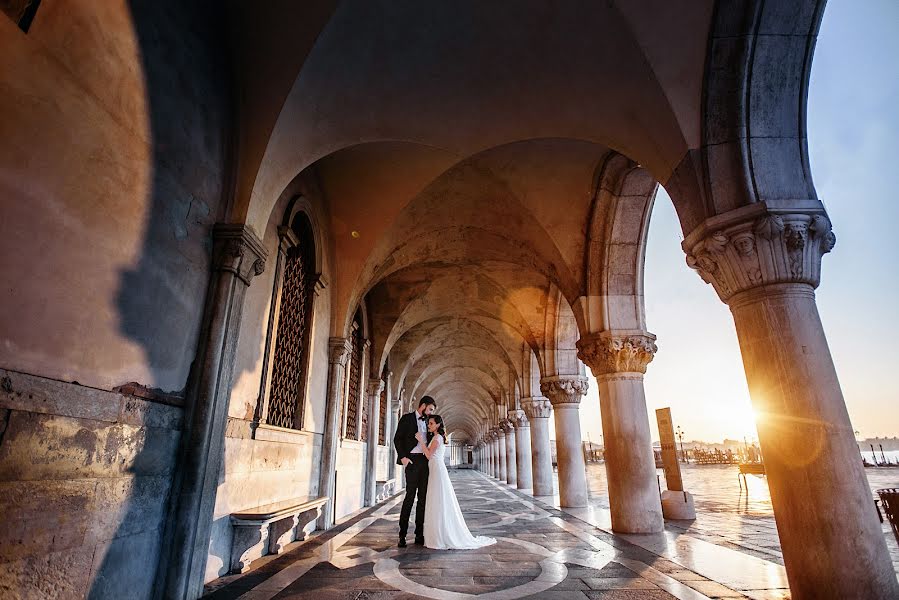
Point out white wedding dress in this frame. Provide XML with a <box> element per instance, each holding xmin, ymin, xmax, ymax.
<box><xmin>423</xmin><ymin>436</ymin><xmax>496</xmax><ymax>550</ymax></box>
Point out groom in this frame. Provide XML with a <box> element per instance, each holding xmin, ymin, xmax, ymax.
<box><xmin>394</xmin><ymin>396</ymin><xmax>437</xmax><ymax>547</ymax></box>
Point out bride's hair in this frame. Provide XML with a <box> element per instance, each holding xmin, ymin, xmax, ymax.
<box><xmin>428</xmin><ymin>414</ymin><xmax>447</xmax><ymax>442</ymax></box>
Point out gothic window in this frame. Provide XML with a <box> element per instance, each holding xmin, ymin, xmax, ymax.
<box><xmin>344</xmin><ymin>313</ymin><xmax>364</xmax><ymax>439</ymax></box>
<box><xmin>377</xmin><ymin>382</ymin><xmax>387</xmax><ymax>446</ymax></box>
<box><xmin>265</xmin><ymin>213</ymin><xmax>315</xmax><ymax>430</ymax></box>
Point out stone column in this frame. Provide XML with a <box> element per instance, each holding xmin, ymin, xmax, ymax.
<box><xmin>363</xmin><ymin>378</ymin><xmax>384</xmax><ymax>506</ymax></box>
<box><xmin>484</xmin><ymin>435</ymin><xmax>492</xmax><ymax>475</ymax></box>
<box><xmin>489</xmin><ymin>431</ymin><xmax>498</xmax><ymax>477</ymax></box>
<box><xmin>502</xmin><ymin>420</ymin><xmax>517</xmax><ymax>487</ymax></box>
<box><xmin>492</xmin><ymin>431</ymin><xmax>501</xmax><ymax>478</ymax></box>
<box><xmin>541</xmin><ymin>376</ymin><xmax>589</xmax><ymax>508</ymax></box>
<box><xmin>522</xmin><ymin>397</ymin><xmax>554</xmax><ymax>496</ymax></box>
<box><xmin>682</xmin><ymin>211</ymin><xmax>896</xmax><ymax>598</ymax></box>
<box><xmin>510</xmin><ymin>410</ymin><xmax>532</xmax><ymax>490</ymax></box>
<box><xmin>159</xmin><ymin>224</ymin><xmax>267</xmax><ymax>599</ymax></box>
<box><xmin>496</xmin><ymin>427</ymin><xmax>508</xmax><ymax>482</ymax></box>
<box><xmin>578</xmin><ymin>332</ymin><xmax>663</xmax><ymax>532</ymax></box>
<box><xmin>317</xmin><ymin>337</ymin><xmax>352</xmax><ymax>529</ymax></box>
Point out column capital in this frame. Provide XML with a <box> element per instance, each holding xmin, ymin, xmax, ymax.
<box><xmin>212</xmin><ymin>224</ymin><xmax>267</xmax><ymax>286</ymax></box>
<box><xmin>328</xmin><ymin>337</ymin><xmax>352</xmax><ymax>366</ymax></box>
<box><xmin>577</xmin><ymin>331</ymin><xmax>657</xmax><ymax>377</ymax></box>
<box><xmin>682</xmin><ymin>209</ymin><xmax>835</xmax><ymax>303</ymax></box>
<box><xmin>540</xmin><ymin>376</ymin><xmax>589</xmax><ymax>406</ymax></box>
<box><xmin>500</xmin><ymin>420</ymin><xmax>514</xmax><ymax>434</ymax></box>
<box><xmin>509</xmin><ymin>409</ymin><xmax>530</xmax><ymax>428</ymax></box>
<box><xmin>521</xmin><ymin>396</ymin><xmax>553</xmax><ymax>419</ymax></box>
<box><xmin>366</xmin><ymin>378</ymin><xmax>384</xmax><ymax>398</ymax></box>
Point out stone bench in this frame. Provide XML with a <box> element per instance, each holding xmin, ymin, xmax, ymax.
<box><xmin>375</xmin><ymin>478</ymin><xmax>396</xmax><ymax>503</ymax></box>
<box><xmin>229</xmin><ymin>495</ymin><xmax>328</xmax><ymax>573</ymax></box>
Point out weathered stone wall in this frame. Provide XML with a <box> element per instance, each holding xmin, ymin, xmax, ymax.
<box><xmin>0</xmin><ymin>1</ymin><xmax>232</xmax><ymax>393</ymax></box>
<box><xmin>0</xmin><ymin>3</ymin><xmax>233</xmax><ymax>598</ymax></box>
<box><xmin>0</xmin><ymin>369</ymin><xmax>182</xmax><ymax>599</ymax></box>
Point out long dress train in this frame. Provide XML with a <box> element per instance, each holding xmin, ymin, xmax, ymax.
<box><xmin>423</xmin><ymin>437</ymin><xmax>496</xmax><ymax>550</ymax></box>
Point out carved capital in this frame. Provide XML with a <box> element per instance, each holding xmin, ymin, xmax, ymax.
<box><xmin>683</xmin><ymin>210</ymin><xmax>835</xmax><ymax>303</ymax></box>
<box><xmin>328</xmin><ymin>337</ymin><xmax>352</xmax><ymax>366</ymax></box>
<box><xmin>521</xmin><ymin>396</ymin><xmax>553</xmax><ymax>419</ymax></box>
<box><xmin>213</xmin><ymin>224</ymin><xmax>268</xmax><ymax>286</ymax></box>
<box><xmin>509</xmin><ymin>409</ymin><xmax>530</xmax><ymax>428</ymax></box>
<box><xmin>500</xmin><ymin>420</ymin><xmax>514</xmax><ymax>434</ymax></box>
<box><xmin>366</xmin><ymin>378</ymin><xmax>384</xmax><ymax>398</ymax></box>
<box><xmin>540</xmin><ymin>376</ymin><xmax>589</xmax><ymax>406</ymax></box>
<box><xmin>577</xmin><ymin>332</ymin><xmax>657</xmax><ymax>377</ymax></box>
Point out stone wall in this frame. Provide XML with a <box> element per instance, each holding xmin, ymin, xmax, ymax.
<box><xmin>0</xmin><ymin>369</ymin><xmax>182</xmax><ymax>599</ymax></box>
<box><xmin>335</xmin><ymin>441</ymin><xmax>367</xmax><ymax>521</ymax></box>
<box><xmin>0</xmin><ymin>2</ymin><xmax>234</xmax><ymax>597</ymax></box>
<box><xmin>0</xmin><ymin>1</ymin><xmax>232</xmax><ymax>393</ymax></box>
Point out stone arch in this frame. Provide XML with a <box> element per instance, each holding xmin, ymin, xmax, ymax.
<box><xmin>664</xmin><ymin>0</ymin><xmax>827</xmax><ymax>236</ymax></box>
<box><xmin>577</xmin><ymin>152</ymin><xmax>658</xmax><ymax>335</ymax></box>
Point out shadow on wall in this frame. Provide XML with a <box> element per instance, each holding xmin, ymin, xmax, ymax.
<box><xmin>89</xmin><ymin>2</ymin><xmax>250</xmax><ymax>598</ymax></box>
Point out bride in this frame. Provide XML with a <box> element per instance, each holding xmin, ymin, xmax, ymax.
<box><xmin>414</xmin><ymin>415</ymin><xmax>496</xmax><ymax>550</ymax></box>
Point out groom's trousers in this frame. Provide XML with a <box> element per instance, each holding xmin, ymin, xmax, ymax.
<box><xmin>399</xmin><ymin>454</ymin><xmax>429</xmax><ymax>538</ymax></box>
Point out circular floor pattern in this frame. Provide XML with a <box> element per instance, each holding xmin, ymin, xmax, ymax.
<box><xmin>374</xmin><ymin>536</ymin><xmax>567</xmax><ymax>600</ymax></box>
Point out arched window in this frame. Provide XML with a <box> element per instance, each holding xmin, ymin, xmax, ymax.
<box><xmin>258</xmin><ymin>210</ymin><xmax>317</xmax><ymax>431</ymax></box>
<box><xmin>343</xmin><ymin>311</ymin><xmax>364</xmax><ymax>439</ymax></box>
<box><xmin>377</xmin><ymin>369</ymin><xmax>388</xmax><ymax>446</ymax></box>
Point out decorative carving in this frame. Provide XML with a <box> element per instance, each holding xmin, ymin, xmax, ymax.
<box><xmin>683</xmin><ymin>210</ymin><xmax>835</xmax><ymax>303</ymax></box>
<box><xmin>213</xmin><ymin>224</ymin><xmax>268</xmax><ymax>286</ymax></box>
<box><xmin>328</xmin><ymin>338</ymin><xmax>351</xmax><ymax>366</ymax></box>
<box><xmin>500</xmin><ymin>420</ymin><xmax>514</xmax><ymax>434</ymax></box>
<box><xmin>540</xmin><ymin>377</ymin><xmax>589</xmax><ymax>406</ymax></box>
<box><xmin>577</xmin><ymin>332</ymin><xmax>657</xmax><ymax>377</ymax></box>
<box><xmin>521</xmin><ymin>396</ymin><xmax>553</xmax><ymax>419</ymax></box>
<box><xmin>509</xmin><ymin>409</ymin><xmax>529</xmax><ymax>428</ymax></box>
<box><xmin>366</xmin><ymin>379</ymin><xmax>385</xmax><ymax>398</ymax></box>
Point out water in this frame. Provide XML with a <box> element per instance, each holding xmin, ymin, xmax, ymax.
<box><xmin>862</xmin><ymin>449</ymin><xmax>899</xmax><ymax>466</ymax></box>
<box><xmin>583</xmin><ymin>461</ymin><xmax>899</xmax><ymax>570</ymax></box>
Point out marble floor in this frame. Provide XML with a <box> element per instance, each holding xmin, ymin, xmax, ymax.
<box><xmin>204</xmin><ymin>470</ymin><xmax>804</xmax><ymax>600</ymax></box>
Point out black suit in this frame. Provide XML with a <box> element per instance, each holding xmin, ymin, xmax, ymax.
<box><xmin>394</xmin><ymin>411</ymin><xmax>432</xmax><ymax>539</ymax></box>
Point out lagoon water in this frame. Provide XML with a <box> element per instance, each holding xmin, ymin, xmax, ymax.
<box><xmin>583</xmin><ymin>461</ymin><xmax>899</xmax><ymax>571</ymax></box>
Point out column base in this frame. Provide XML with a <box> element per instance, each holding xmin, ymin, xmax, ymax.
<box><xmin>660</xmin><ymin>490</ymin><xmax>696</xmax><ymax>520</ymax></box>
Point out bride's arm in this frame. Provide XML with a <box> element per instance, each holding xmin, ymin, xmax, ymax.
<box><xmin>416</xmin><ymin>434</ymin><xmax>440</xmax><ymax>460</ymax></box>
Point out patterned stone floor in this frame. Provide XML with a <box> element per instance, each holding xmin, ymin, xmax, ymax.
<box><xmin>204</xmin><ymin>470</ymin><xmax>794</xmax><ymax>600</ymax></box>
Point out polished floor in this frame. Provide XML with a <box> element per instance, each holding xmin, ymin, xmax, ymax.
<box><xmin>204</xmin><ymin>469</ymin><xmax>810</xmax><ymax>600</ymax></box>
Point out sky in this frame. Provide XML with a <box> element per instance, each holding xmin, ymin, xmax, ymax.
<box><xmin>577</xmin><ymin>0</ymin><xmax>899</xmax><ymax>445</ymax></box>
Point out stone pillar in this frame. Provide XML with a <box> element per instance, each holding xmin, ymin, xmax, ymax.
<box><xmin>510</xmin><ymin>410</ymin><xmax>532</xmax><ymax>490</ymax></box>
<box><xmin>522</xmin><ymin>397</ymin><xmax>554</xmax><ymax>496</ymax></box>
<box><xmin>541</xmin><ymin>376</ymin><xmax>589</xmax><ymax>508</ymax></box>
<box><xmin>578</xmin><ymin>333</ymin><xmax>663</xmax><ymax>533</ymax></box>
<box><xmin>485</xmin><ymin>435</ymin><xmax>492</xmax><ymax>475</ymax></box>
<box><xmin>502</xmin><ymin>420</ymin><xmax>517</xmax><ymax>487</ymax></box>
<box><xmin>496</xmin><ymin>427</ymin><xmax>508</xmax><ymax>482</ymax></box>
<box><xmin>363</xmin><ymin>378</ymin><xmax>384</xmax><ymax>506</ymax></box>
<box><xmin>159</xmin><ymin>225</ymin><xmax>267</xmax><ymax>599</ymax></box>
<box><xmin>490</xmin><ymin>431</ymin><xmax>499</xmax><ymax>478</ymax></box>
<box><xmin>682</xmin><ymin>211</ymin><xmax>896</xmax><ymax>598</ymax></box>
<box><xmin>318</xmin><ymin>337</ymin><xmax>352</xmax><ymax>529</ymax></box>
